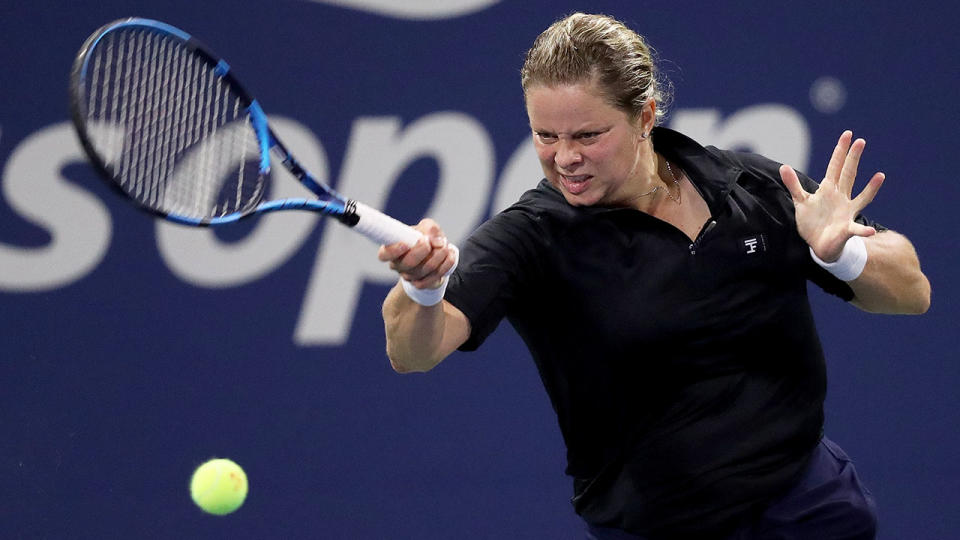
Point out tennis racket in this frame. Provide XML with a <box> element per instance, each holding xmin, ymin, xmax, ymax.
<box><xmin>69</xmin><ymin>17</ymin><xmax>425</xmax><ymax>248</ymax></box>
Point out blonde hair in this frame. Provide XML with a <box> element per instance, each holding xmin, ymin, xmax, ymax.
<box><xmin>520</xmin><ymin>13</ymin><xmax>671</xmax><ymax>123</ymax></box>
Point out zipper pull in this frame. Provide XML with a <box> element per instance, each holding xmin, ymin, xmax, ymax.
<box><xmin>689</xmin><ymin>220</ymin><xmax>718</xmax><ymax>255</ymax></box>
<box><xmin>702</xmin><ymin>219</ymin><xmax>718</xmax><ymax>237</ymax></box>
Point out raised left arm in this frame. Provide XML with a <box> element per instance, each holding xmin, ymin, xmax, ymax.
<box><xmin>780</xmin><ymin>130</ymin><xmax>930</xmax><ymax>315</ymax></box>
<box><xmin>847</xmin><ymin>229</ymin><xmax>930</xmax><ymax>314</ymax></box>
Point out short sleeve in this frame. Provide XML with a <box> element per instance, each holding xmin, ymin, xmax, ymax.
<box><xmin>444</xmin><ymin>207</ymin><xmax>546</xmax><ymax>351</ymax></box>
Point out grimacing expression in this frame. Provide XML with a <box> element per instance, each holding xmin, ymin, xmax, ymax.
<box><xmin>526</xmin><ymin>81</ymin><xmax>651</xmax><ymax>208</ymax></box>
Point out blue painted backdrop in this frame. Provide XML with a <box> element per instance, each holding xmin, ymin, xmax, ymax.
<box><xmin>2</xmin><ymin>1</ymin><xmax>957</xmax><ymax>538</ymax></box>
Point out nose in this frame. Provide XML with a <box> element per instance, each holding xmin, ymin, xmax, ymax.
<box><xmin>555</xmin><ymin>140</ymin><xmax>582</xmax><ymax>170</ymax></box>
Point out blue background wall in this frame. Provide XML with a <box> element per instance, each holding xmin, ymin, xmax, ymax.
<box><xmin>2</xmin><ymin>1</ymin><xmax>957</xmax><ymax>538</ymax></box>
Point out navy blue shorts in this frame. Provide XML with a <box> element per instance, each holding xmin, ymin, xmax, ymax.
<box><xmin>585</xmin><ymin>437</ymin><xmax>878</xmax><ymax>540</ymax></box>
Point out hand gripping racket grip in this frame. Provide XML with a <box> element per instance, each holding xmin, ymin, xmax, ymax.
<box><xmin>351</xmin><ymin>201</ymin><xmax>460</xmax><ymax>281</ymax></box>
<box><xmin>351</xmin><ymin>201</ymin><xmax>429</xmax><ymax>247</ymax></box>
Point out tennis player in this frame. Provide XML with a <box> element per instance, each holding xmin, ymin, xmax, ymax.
<box><xmin>379</xmin><ymin>13</ymin><xmax>930</xmax><ymax>539</ymax></box>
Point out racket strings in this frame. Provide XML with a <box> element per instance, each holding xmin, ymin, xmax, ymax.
<box><xmin>82</xmin><ymin>27</ymin><xmax>265</xmax><ymax>219</ymax></box>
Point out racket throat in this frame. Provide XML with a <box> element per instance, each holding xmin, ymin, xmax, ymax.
<box><xmin>338</xmin><ymin>200</ymin><xmax>361</xmax><ymax>226</ymax></box>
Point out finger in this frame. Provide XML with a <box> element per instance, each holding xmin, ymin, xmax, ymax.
<box><xmin>402</xmin><ymin>239</ymin><xmax>451</xmax><ymax>280</ymax></box>
<box><xmin>413</xmin><ymin>218</ymin><xmax>450</xmax><ymax>255</ymax></box>
<box><xmin>419</xmin><ymin>242</ymin><xmax>453</xmax><ymax>276</ymax></box>
<box><xmin>409</xmin><ymin>246</ymin><xmax>459</xmax><ymax>288</ymax></box>
<box><xmin>405</xmin><ymin>233</ymin><xmax>448</xmax><ymax>277</ymax></box>
<box><xmin>779</xmin><ymin>164</ymin><xmax>809</xmax><ymax>204</ymax></box>
<box><xmin>378</xmin><ymin>241</ymin><xmax>411</xmax><ymax>262</ymax></box>
<box><xmin>838</xmin><ymin>137</ymin><xmax>866</xmax><ymax>195</ymax></box>
<box><xmin>849</xmin><ymin>222</ymin><xmax>877</xmax><ymax>238</ymax></box>
<box><xmin>414</xmin><ymin>218</ymin><xmax>444</xmax><ymax>239</ymax></box>
<box><xmin>396</xmin><ymin>236</ymin><xmax>433</xmax><ymax>270</ymax></box>
<box><xmin>428</xmin><ymin>234</ymin><xmax>448</xmax><ymax>251</ymax></box>
<box><xmin>824</xmin><ymin>130</ymin><xmax>853</xmax><ymax>183</ymax></box>
<box><xmin>409</xmin><ymin>255</ymin><xmax>448</xmax><ymax>287</ymax></box>
<box><xmin>852</xmin><ymin>172</ymin><xmax>885</xmax><ymax>213</ymax></box>
<box><xmin>441</xmin><ymin>245</ymin><xmax>460</xmax><ymax>277</ymax></box>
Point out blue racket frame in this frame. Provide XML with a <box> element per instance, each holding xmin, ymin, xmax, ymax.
<box><xmin>70</xmin><ymin>17</ymin><xmax>356</xmax><ymax>228</ymax></box>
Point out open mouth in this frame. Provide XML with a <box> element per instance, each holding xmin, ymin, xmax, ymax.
<box><xmin>560</xmin><ymin>174</ymin><xmax>592</xmax><ymax>195</ymax></box>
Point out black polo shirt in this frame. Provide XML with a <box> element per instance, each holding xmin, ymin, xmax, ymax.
<box><xmin>444</xmin><ymin>128</ymin><xmax>881</xmax><ymax>537</ymax></box>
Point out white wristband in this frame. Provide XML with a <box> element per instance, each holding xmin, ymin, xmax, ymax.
<box><xmin>401</xmin><ymin>275</ymin><xmax>449</xmax><ymax>306</ymax></box>
<box><xmin>399</xmin><ymin>244</ymin><xmax>460</xmax><ymax>306</ymax></box>
<box><xmin>810</xmin><ymin>236</ymin><xmax>868</xmax><ymax>282</ymax></box>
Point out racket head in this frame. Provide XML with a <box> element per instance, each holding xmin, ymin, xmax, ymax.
<box><xmin>69</xmin><ymin>18</ymin><xmax>293</xmax><ymax>225</ymax></box>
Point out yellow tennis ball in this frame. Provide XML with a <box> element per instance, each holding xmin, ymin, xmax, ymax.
<box><xmin>190</xmin><ymin>458</ymin><xmax>248</xmax><ymax>515</ymax></box>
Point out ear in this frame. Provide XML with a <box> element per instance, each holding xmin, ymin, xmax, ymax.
<box><xmin>641</xmin><ymin>99</ymin><xmax>657</xmax><ymax>135</ymax></box>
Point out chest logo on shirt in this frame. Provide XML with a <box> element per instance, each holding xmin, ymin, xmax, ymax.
<box><xmin>742</xmin><ymin>234</ymin><xmax>767</xmax><ymax>254</ymax></box>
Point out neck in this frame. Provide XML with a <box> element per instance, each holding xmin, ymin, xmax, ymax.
<box><xmin>627</xmin><ymin>152</ymin><xmax>680</xmax><ymax>212</ymax></box>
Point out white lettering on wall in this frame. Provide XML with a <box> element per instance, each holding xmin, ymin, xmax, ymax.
<box><xmin>295</xmin><ymin>112</ymin><xmax>494</xmax><ymax>345</ymax></box>
<box><xmin>156</xmin><ymin>117</ymin><xmax>327</xmax><ymax>287</ymax></box>
<box><xmin>304</xmin><ymin>0</ymin><xmax>500</xmax><ymax>20</ymax></box>
<box><xmin>493</xmin><ymin>136</ymin><xmax>541</xmax><ymax>214</ymax></box>
<box><xmin>670</xmin><ymin>104</ymin><xmax>810</xmax><ymax>174</ymax></box>
<box><xmin>1</xmin><ymin>104</ymin><xmax>811</xmax><ymax>342</ymax></box>
<box><xmin>0</xmin><ymin>123</ymin><xmax>111</xmax><ymax>291</ymax></box>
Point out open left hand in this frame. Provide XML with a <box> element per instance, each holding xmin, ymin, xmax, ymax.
<box><xmin>779</xmin><ymin>130</ymin><xmax>886</xmax><ymax>262</ymax></box>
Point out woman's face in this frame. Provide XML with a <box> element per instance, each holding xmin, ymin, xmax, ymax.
<box><xmin>525</xmin><ymin>80</ymin><xmax>652</xmax><ymax>208</ymax></box>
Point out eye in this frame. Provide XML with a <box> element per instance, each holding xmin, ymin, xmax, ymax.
<box><xmin>575</xmin><ymin>131</ymin><xmax>603</xmax><ymax>143</ymax></box>
<box><xmin>535</xmin><ymin>132</ymin><xmax>558</xmax><ymax>143</ymax></box>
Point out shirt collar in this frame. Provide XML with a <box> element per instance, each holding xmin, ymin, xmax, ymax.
<box><xmin>651</xmin><ymin>127</ymin><xmax>742</xmax><ymax>215</ymax></box>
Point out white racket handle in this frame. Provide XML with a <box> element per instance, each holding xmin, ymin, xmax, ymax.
<box><xmin>351</xmin><ymin>201</ymin><xmax>427</xmax><ymax>247</ymax></box>
<box><xmin>351</xmin><ymin>202</ymin><xmax>459</xmax><ymax>282</ymax></box>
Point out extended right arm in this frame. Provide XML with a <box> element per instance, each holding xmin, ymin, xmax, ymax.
<box><xmin>379</xmin><ymin>219</ymin><xmax>469</xmax><ymax>373</ymax></box>
<box><xmin>381</xmin><ymin>284</ymin><xmax>470</xmax><ymax>373</ymax></box>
